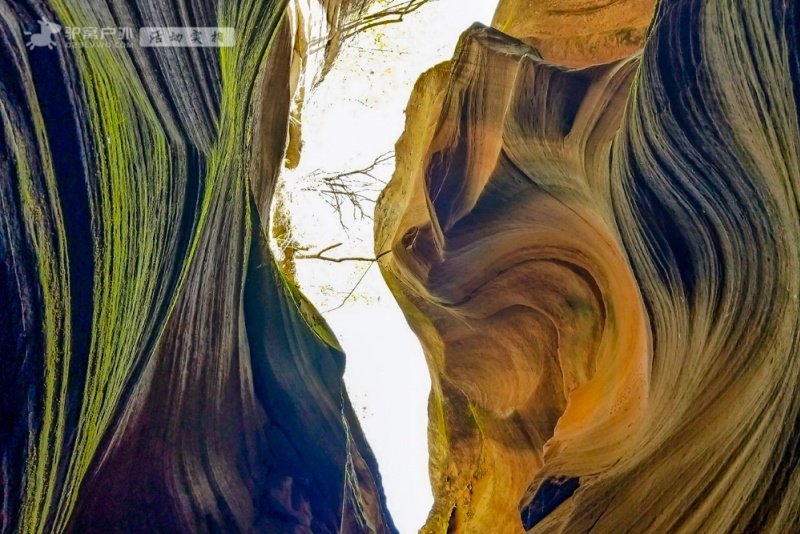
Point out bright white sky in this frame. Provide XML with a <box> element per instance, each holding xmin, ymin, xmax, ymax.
<box><xmin>277</xmin><ymin>2</ymin><xmax>496</xmax><ymax>532</ymax></box>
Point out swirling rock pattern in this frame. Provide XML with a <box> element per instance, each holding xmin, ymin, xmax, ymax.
<box><xmin>376</xmin><ymin>1</ymin><xmax>800</xmax><ymax>532</ymax></box>
<box><xmin>492</xmin><ymin>0</ymin><xmax>655</xmax><ymax>67</ymax></box>
<box><xmin>0</xmin><ymin>0</ymin><xmax>395</xmax><ymax>532</ymax></box>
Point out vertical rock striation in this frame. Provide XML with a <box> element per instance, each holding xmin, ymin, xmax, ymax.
<box><xmin>377</xmin><ymin>1</ymin><xmax>800</xmax><ymax>532</ymax></box>
<box><xmin>0</xmin><ymin>0</ymin><xmax>395</xmax><ymax>532</ymax></box>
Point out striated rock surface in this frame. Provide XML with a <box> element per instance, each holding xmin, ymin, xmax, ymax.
<box><xmin>491</xmin><ymin>0</ymin><xmax>655</xmax><ymax>67</ymax></box>
<box><xmin>0</xmin><ymin>0</ymin><xmax>395</xmax><ymax>532</ymax></box>
<box><xmin>377</xmin><ymin>1</ymin><xmax>800</xmax><ymax>532</ymax></box>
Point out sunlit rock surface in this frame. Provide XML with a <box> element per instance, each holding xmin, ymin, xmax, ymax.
<box><xmin>0</xmin><ymin>0</ymin><xmax>395</xmax><ymax>532</ymax></box>
<box><xmin>492</xmin><ymin>0</ymin><xmax>655</xmax><ymax>67</ymax></box>
<box><xmin>377</xmin><ymin>1</ymin><xmax>800</xmax><ymax>532</ymax></box>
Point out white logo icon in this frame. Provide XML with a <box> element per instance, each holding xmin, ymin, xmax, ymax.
<box><xmin>24</xmin><ymin>19</ymin><xmax>61</xmax><ymax>49</ymax></box>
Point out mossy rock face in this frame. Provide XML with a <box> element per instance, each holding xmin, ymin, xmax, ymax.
<box><xmin>278</xmin><ymin>265</ymin><xmax>343</xmax><ymax>352</ymax></box>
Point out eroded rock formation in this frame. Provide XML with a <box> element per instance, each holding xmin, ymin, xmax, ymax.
<box><xmin>1</xmin><ymin>0</ymin><xmax>395</xmax><ymax>532</ymax></box>
<box><xmin>5</xmin><ymin>0</ymin><xmax>800</xmax><ymax>531</ymax></box>
<box><xmin>377</xmin><ymin>1</ymin><xmax>800</xmax><ymax>532</ymax></box>
<box><xmin>492</xmin><ymin>0</ymin><xmax>655</xmax><ymax>67</ymax></box>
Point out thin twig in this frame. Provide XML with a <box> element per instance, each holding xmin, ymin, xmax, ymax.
<box><xmin>324</xmin><ymin>263</ymin><xmax>374</xmax><ymax>313</ymax></box>
<box><xmin>296</xmin><ymin>244</ymin><xmax>392</xmax><ymax>263</ymax></box>
<box><xmin>309</xmin><ymin>0</ymin><xmax>436</xmax><ymax>53</ymax></box>
<box><xmin>318</xmin><ymin>251</ymin><xmax>393</xmax><ymax>312</ymax></box>
<box><xmin>301</xmin><ymin>151</ymin><xmax>395</xmax><ymax>227</ymax></box>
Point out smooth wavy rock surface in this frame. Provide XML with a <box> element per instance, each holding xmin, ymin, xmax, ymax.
<box><xmin>376</xmin><ymin>1</ymin><xmax>800</xmax><ymax>532</ymax></box>
<box><xmin>0</xmin><ymin>0</ymin><xmax>395</xmax><ymax>532</ymax></box>
<box><xmin>492</xmin><ymin>0</ymin><xmax>655</xmax><ymax>67</ymax></box>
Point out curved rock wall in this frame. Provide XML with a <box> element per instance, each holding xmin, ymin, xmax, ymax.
<box><xmin>377</xmin><ymin>1</ymin><xmax>800</xmax><ymax>532</ymax></box>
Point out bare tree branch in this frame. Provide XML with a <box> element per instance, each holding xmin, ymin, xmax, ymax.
<box><xmin>340</xmin><ymin>0</ymin><xmax>437</xmax><ymax>39</ymax></box>
<box><xmin>296</xmin><ymin>242</ymin><xmax>392</xmax><ymax>263</ymax></box>
<box><xmin>310</xmin><ymin>0</ymin><xmax>437</xmax><ymax>54</ymax></box>
<box><xmin>302</xmin><ymin>151</ymin><xmax>394</xmax><ymax>229</ymax></box>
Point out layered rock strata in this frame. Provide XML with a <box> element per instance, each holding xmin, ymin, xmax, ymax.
<box><xmin>377</xmin><ymin>1</ymin><xmax>800</xmax><ymax>532</ymax></box>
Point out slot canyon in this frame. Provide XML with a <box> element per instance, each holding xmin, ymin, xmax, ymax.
<box><xmin>2</xmin><ymin>0</ymin><xmax>799</xmax><ymax>533</ymax></box>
